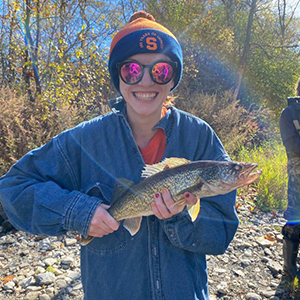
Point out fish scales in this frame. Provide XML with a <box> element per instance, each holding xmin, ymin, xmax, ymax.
<box><xmin>80</xmin><ymin>158</ymin><xmax>261</xmax><ymax>245</ymax></box>
<box><xmin>108</xmin><ymin>161</ymin><xmax>223</xmax><ymax>220</ymax></box>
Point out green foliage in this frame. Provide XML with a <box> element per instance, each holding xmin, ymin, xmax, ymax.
<box><xmin>1</xmin><ymin>0</ymin><xmax>299</xmax><ymax>116</ymax></box>
<box><xmin>0</xmin><ymin>0</ymin><xmax>299</xmax><ymax>215</ymax></box>
<box><xmin>144</xmin><ymin>0</ymin><xmax>300</xmax><ymax>114</ymax></box>
<box><xmin>46</xmin><ymin>266</ymin><xmax>56</xmax><ymax>274</ymax></box>
<box><xmin>234</xmin><ymin>140</ymin><xmax>288</xmax><ymax>212</ymax></box>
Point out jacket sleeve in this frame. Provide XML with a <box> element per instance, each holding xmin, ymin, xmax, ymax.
<box><xmin>160</xmin><ymin>120</ymin><xmax>239</xmax><ymax>254</ymax></box>
<box><xmin>0</xmin><ymin>134</ymin><xmax>102</xmax><ymax>237</ymax></box>
<box><xmin>279</xmin><ymin>108</ymin><xmax>300</xmax><ymax>154</ymax></box>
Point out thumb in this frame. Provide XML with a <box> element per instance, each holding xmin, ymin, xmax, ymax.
<box><xmin>100</xmin><ymin>203</ymin><xmax>110</xmax><ymax>210</ymax></box>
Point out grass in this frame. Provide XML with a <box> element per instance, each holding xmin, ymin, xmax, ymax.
<box><xmin>0</xmin><ymin>86</ymin><xmax>289</xmax><ymax>214</ymax></box>
<box><xmin>233</xmin><ymin>139</ymin><xmax>288</xmax><ymax>212</ymax></box>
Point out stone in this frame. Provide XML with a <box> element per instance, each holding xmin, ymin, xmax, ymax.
<box><xmin>66</xmin><ymin>271</ymin><xmax>81</xmax><ymax>281</ymax></box>
<box><xmin>34</xmin><ymin>266</ymin><xmax>46</xmax><ymax>274</ymax></box>
<box><xmin>246</xmin><ymin>292</ymin><xmax>262</xmax><ymax>300</ymax></box>
<box><xmin>26</xmin><ymin>286</ymin><xmax>42</xmax><ymax>292</ymax></box>
<box><xmin>61</xmin><ymin>256</ymin><xmax>74</xmax><ymax>265</ymax></box>
<box><xmin>241</xmin><ymin>259</ymin><xmax>251</xmax><ymax>267</ymax></box>
<box><xmin>19</xmin><ymin>276</ymin><xmax>34</xmax><ymax>288</ymax></box>
<box><xmin>256</xmin><ymin>237</ymin><xmax>274</xmax><ymax>248</ymax></box>
<box><xmin>44</xmin><ymin>258</ymin><xmax>57</xmax><ymax>266</ymax></box>
<box><xmin>261</xmin><ymin>289</ymin><xmax>275</xmax><ymax>297</ymax></box>
<box><xmin>39</xmin><ymin>295</ymin><xmax>51</xmax><ymax>300</ymax></box>
<box><xmin>216</xmin><ymin>281</ymin><xmax>228</xmax><ymax>294</ymax></box>
<box><xmin>25</xmin><ymin>291</ymin><xmax>41</xmax><ymax>300</ymax></box>
<box><xmin>0</xmin><ymin>202</ymin><xmax>292</xmax><ymax>300</ymax></box>
<box><xmin>65</xmin><ymin>238</ymin><xmax>77</xmax><ymax>246</ymax></box>
<box><xmin>4</xmin><ymin>281</ymin><xmax>15</xmax><ymax>290</ymax></box>
<box><xmin>36</xmin><ymin>272</ymin><xmax>56</xmax><ymax>285</ymax></box>
<box><xmin>214</xmin><ymin>268</ymin><xmax>227</xmax><ymax>274</ymax></box>
<box><xmin>56</xmin><ymin>279</ymin><xmax>68</xmax><ymax>289</ymax></box>
<box><xmin>267</xmin><ymin>261</ymin><xmax>282</xmax><ymax>276</ymax></box>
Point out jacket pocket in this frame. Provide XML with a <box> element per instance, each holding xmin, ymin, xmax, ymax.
<box><xmin>85</xmin><ymin>227</ymin><xmax>128</xmax><ymax>255</ymax></box>
<box><xmin>85</xmin><ymin>182</ymin><xmax>112</xmax><ymax>204</ymax></box>
<box><xmin>84</xmin><ymin>182</ymin><xmax>129</xmax><ymax>255</ymax></box>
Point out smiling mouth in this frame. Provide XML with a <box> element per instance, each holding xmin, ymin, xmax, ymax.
<box><xmin>133</xmin><ymin>92</ymin><xmax>157</xmax><ymax>100</ymax></box>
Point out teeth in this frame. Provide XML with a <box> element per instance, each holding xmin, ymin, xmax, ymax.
<box><xmin>134</xmin><ymin>93</ymin><xmax>157</xmax><ymax>100</ymax></box>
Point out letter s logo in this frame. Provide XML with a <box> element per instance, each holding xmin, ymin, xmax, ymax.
<box><xmin>146</xmin><ymin>37</ymin><xmax>158</xmax><ymax>50</ymax></box>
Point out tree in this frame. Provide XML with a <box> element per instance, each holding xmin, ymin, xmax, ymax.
<box><xmin>233</xmin><ymin>0</ymin><xmax>257</xmax><ymax>100</ymax></box>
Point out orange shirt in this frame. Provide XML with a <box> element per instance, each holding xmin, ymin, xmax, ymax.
<box><xmin>138</xmin><ymin>107</ymin><xmax>167</xmax><ymax>165</ymax></box>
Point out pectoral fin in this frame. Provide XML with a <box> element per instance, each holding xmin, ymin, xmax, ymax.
<box><xmin>80</xmin><ymin>235</ymin><xmax>94</xmax><ymax>246</ymax></box>
<box><xmin>187</xmin><ymin>198</ymin><xmax>200</xmax><ymax>222</ymax></box>
<box><xmin>123</xmin><ymin>217</ymin><xmax>143</xmax><ymax>236</ymax></box>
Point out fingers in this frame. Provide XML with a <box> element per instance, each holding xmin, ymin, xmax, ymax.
<box><xmin>151</xmin><ymin>201</ymin><xmax>165</xmax><ymax>220</ymax></box>
<box><xmin>153</xmin><ymin>190</ymin><xmax>177</xmax><ymax>219</ymax></box>
<box><xmin>183</xmin><ymin>192</ymin><xmax>198</xmax><ymax>206</ymax></box>
<box><xmin>151</xmin><ymin>189</ymin><xmax>197</xmax><ymax>220</ymax></box>
<box><xmin>88</xmin><ymin>204</ymin><xmax>120</xmax><ymax>238</ymax></box>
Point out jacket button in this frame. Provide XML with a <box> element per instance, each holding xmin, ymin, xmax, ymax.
<box><xmin>132</xmin><ymin>148</ymin><xmax>137</xmax><ymax>153</ymax></box>
<box><xmin>167</xmin><ymin>230</ymin><xmax>173</xmax><ymax>236</ymax></box>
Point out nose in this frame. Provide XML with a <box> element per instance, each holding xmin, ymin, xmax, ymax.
<box><xmin>138</xmin><ymin>67</ymin><xmax>154</xmax><ymax>87</ymax></box>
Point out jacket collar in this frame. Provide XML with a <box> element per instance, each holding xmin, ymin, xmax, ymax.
<box><xmin>108</xmin><ymin>96</ymin><xmax>175</xmax><ymax>138</ymax></box>
<box><xmin>108</xmin><ymin>97</ymin><xmax>126</xmax><ymax>115</ymax></box>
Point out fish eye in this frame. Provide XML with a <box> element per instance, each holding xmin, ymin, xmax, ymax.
<box><xmin>233</xmin><ymin>164</ymin><xmax>242</xmax><ymax>171</ymax></box>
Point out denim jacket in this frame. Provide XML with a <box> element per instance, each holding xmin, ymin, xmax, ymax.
<box><xmin>0</xmin><ymin>98</ymin><xmax>238</xmax><ymax>300</ymax></box>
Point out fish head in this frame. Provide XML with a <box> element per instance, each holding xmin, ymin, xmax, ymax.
<box><xmin>201</xmin><ymin>161</ymin><xmax>262</xmax><ymax>195</ymax></box>
<box><xmin>219</xmin><ymin>161</ymin><xmax>261</xmax><ymax>191</ymax></box>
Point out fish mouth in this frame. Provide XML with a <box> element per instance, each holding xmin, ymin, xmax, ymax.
<box><xmin>238</xmin><ymin>163</ymin><xmax>262</xmax><ymax>187</ymax></box>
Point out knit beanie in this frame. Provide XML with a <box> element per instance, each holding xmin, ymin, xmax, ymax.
<box><xmin>108</xmin><ymin>11</ymin><xmax>183</xmax><ymax>93</ymax></box>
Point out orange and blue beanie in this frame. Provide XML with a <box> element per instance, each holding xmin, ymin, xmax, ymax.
<box><xmin>108</xmin><ymin>11</ymin><xmax>183</xmax><ymax>93</ymax></box>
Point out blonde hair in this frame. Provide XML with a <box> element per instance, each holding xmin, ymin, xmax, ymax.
<box><xmin>164</xmin><ymin>95</ymin><xmax>177</xmax><ymax>106</ymax></box>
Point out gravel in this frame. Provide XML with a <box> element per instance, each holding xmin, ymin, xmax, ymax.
<box><xmin>0</xmin><ymin>195</ymin><xmax>298</xmax><ymax>300</ymax></box>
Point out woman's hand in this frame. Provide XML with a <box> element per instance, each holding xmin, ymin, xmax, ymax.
<box><xmin>87</xmin><ymin>204</ymin><xmax>120</xmax><ymax>238</ymax></box>
<box><xmin>151</xmin><ymin>189</ymin><xmax>197</xmax><ymax>220</ymax></box>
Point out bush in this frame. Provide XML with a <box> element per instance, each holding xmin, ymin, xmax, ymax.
<box><xmin>175</xmin><ymin>90</ymin><xmax>274</xmax><ymax>156</ymax></box>
<box><xmin>234</xmin><ymin>140</ymin><xmax>288</xmax><ymax>211</ymax></box>
<box><xmin>0</xmin><ymin>86</ymin><xmax>109</xmax><ymax>175</ymax></box>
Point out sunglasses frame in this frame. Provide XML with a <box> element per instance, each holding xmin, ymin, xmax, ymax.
<box><xmin>116</xmin><ymin>60</ymin><xmax>178</xmax><ymax>85</ymax></box>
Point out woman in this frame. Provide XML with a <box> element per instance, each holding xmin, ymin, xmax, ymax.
<box><xmin>0</xmin><ymin>11</ymin><xmax>238</xmax><ymax>300</ymax></box>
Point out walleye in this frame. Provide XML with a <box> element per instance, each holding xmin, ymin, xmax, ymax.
<box><xmin>81</xmin><ymin>157</ymin><xmax>261</xmax><ymax>245</ymax></box>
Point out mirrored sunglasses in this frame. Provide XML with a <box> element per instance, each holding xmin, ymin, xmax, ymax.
<box><xmin>117</xmin><ymin>60</ymin><xmax>177</xmax><ymax>85</ymax></box>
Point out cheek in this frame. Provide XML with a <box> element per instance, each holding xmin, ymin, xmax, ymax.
<box><xmin>164</xmin><ymin>82</ymin><xmax>173</xmax><ymax>95</ymax></box>
<box><xmin>170</xmin><ymin>79</ymin><xmax>175</xmax><ymax>90</ymax></box>
<box><xmin>165</xmin><ymin>80</ymin><xmax>174</xmax><ymax>93</ymax></box>
<box><xmin>119</xmin><ymin>79</ymin><xmax>128</xmax><ymax>96</ymax></box>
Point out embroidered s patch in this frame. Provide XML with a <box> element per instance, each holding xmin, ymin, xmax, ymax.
<box><xmin>139</xmin><ymin>32</ymin><xmax>164</xmax><ymax>50</ymax></box>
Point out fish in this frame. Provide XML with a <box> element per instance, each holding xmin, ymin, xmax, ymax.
<box><xmin>81</xmin><ymin>157</ymin><xmax>261</xmax><ymax>245</ymax></box>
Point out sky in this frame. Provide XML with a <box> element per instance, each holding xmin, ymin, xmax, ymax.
<box><xmin>273</xmin><ymin>0</ymin><xmax>300</xmax><ymax>16</ymax></box>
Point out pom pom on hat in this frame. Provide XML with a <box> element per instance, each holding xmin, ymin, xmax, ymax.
<box><xmin>108</xmin><ymin>11</ymin><xmax>183</xmax><ymax>93</ymax></box>
<box><xmin>128</xmin><ymin>11</ymin><xmax>156</xmax><ymax>22</ymax></box>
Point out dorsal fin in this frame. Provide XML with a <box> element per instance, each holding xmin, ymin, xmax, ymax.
<box><xmin>111</xmin><ymin>178</ymin><xmax>135</xmax><ymax>205</ymax></box>
<box><xmin>141</xmin><ymin>157</ymin><xmax>190</xmax><ymax>178</ymax></box>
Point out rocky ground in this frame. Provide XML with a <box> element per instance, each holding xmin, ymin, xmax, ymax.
<box><xmin>0</xmin><ymin>195</ymin><xmax>298</xmax><ymax>300</ymax></box>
